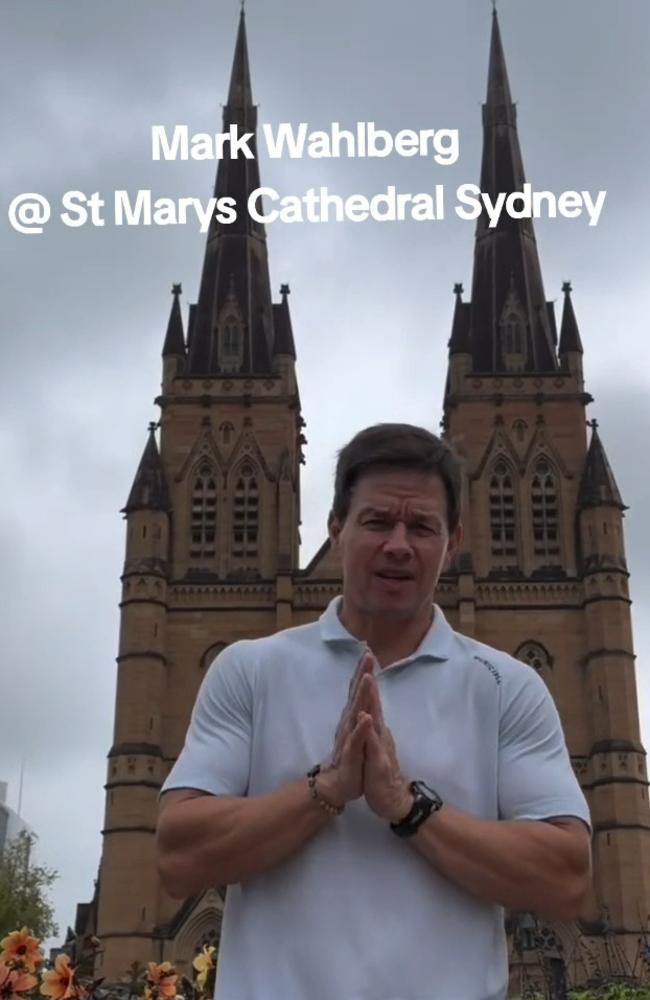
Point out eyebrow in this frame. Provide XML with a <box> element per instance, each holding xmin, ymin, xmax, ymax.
<box><xmin>358</xmin><ymin>505</ymin><xmax>443</xmax><ymax>522</ymax></box>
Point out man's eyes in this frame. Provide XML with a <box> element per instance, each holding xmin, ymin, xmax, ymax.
<box><xmin>361</xmin><ymin>517</ymin><xmax>439</xmax><ymax>535</ymax></box>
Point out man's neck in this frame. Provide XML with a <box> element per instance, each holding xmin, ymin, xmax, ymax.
<box><xmin>338</xmin><ymin>601</ymin><xmax>434</xmax><ymax>668</ymax></box>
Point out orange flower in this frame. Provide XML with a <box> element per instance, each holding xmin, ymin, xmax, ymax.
<box><xmin>146</xmin><ymin>962</ymin><xmax>177</xmax><ymax>999</ymax></box>
<box><xmin>0</xmin><ymin>961</ymin><xmax>38</xmax><ymax>999</ymax></box>
<box><xmin>0</xmin><ymin>928</ymin><xmax>44</xmax><ymax>973</ymax></box>
<box><xmin>40</xmin><ymin>954</ymin><xmax>78</xmax><ymax>1000</ymax></box>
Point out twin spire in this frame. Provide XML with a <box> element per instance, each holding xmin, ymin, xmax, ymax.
<box><xmin>464</xmin><ymin>8</ymin><xmax>558</xmax><ymax>372</ymax></box>
<box><xmin>446</xmin><ymin>8</ymin><xmax>587</xmax><ymax>375</ymax></box>
<box><xmin>147</xmin><ymin>9</ymin><xmax>619</xmax><ymax>514</ymax></box>
<box><xmin>161</xmin><ymin>10</ymin><xmax>291</xmax><ymax>377</ymax></box>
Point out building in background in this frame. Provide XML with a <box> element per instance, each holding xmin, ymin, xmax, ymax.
<box><xmin>0</xmin><ymin>781</ymin><xmax>33</xmax><ymax>852</ymax></box>
<box><xmin>85</xmin><ymin>9</ymin><xmax>650</xmax><ymax>993</ymax></box>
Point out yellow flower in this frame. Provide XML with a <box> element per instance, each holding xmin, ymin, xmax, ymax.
<box><xmin>40</xmin><ymin>954</ymin><xmax>78</xmax><ymax>999</ymax></box>
<box><xmin>192</xmin><ymin>946</ymin><xmax>216</xmax><ymax>993</ymax></box>
<box><xmin>146</xmin><ymin>962</ymin><xmax>177</xmax><ymax>999</ymax></box>
<box><xmin>0</xmin><ymin>961</ymin><xmax>38</xmax><ymax>999</ymax></box>
<box><xmin>0</xmin><ymin>928</ymin><xmax>44</xmax><ymax>972</ymax></box>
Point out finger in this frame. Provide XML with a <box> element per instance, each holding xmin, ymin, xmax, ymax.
<box><xmin>365</xmin><ymin>676</ymin><xmax>384</xmax><ymax>733</ymax></box>
<box><xmin>337</xmin><ymin>655</ymin><xmax>376</xmax><ymax>757</ymax></box>
<box><xmin>334</xmin><ymin>691</ymin><xmax>366</xmax><ymax>757</ymax></box>
<box><xmin>348</xmin><ymin>651</ymin><xmax>376</xmax><ymax>699</ymax></box>
<box><xmin>349</xmin><ymin>672</ymin><xmax>382</xmax><ymax>728</ymax></box>
<box><xmin>342</xmin><ymin>712</ymin><xmax>372</xmax><ymax>759</ymax></box>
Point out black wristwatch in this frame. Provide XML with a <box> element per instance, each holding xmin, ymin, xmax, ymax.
<box><xmin>389</xmin><ymin>781</ymin><xmax>443</xmax><ymax>838</ymax></box>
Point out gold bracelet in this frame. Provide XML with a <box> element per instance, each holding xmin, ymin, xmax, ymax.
<box><xmin>306</xmin><ymin>764</ymin><xmax>344</xmax><ymax>816</ymax></box>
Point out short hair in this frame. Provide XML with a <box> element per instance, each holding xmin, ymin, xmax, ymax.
<box><xmin>332</xmin><ymin>423</ymin><xmax>462</xmax><ymax>532</ymax></box>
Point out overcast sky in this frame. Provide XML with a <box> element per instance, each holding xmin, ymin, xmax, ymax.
<box><xmin>2</xmin><ymin>0</ymin><xmax>649</xmax><ymax>954</ymax></box>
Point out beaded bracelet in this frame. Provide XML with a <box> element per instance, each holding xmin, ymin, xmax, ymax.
<box><xmin>306</xmin><ymin>764</ymin><xmax>344</xmax><ymax>816</ymax></box>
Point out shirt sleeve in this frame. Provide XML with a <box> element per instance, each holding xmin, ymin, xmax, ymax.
<box><xmin>161</xmin><ymin>643</ymin><xmax>253</xmax><ymax>798</ymax></box>
<box><xmin>498</xmin><ymin>665</ymin><xmax>591</xmax><ymax>830</ymax></box>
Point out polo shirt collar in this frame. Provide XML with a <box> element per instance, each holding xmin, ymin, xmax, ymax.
<box><xmin>318</xmin><ymin>596</ymin><xmax>454</xmax><ymax>662</ymax></box>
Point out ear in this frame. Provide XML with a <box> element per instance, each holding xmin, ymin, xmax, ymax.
<box><xmin>443</xmin><ymin>522</ymin><xmax>463</xmax><ymax>570</ymax></box>
<box><xmin>328</xmin><ymin>510</ymin><xmax>343</xmax><ymax>548</ymax></box>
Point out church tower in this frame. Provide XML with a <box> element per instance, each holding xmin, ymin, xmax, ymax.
<box><xmin>443</xmin><ymin>8</ymin><xmax>650</xmax><ymax>977</ymax></box>
<box><xmin>95</xmin><ymin>12</ymin><xmax>305</xmax><ymax>978</ymax></box>
<box><xmin>90</xmin><ymin>8</ymin><xmax>650</xmax><ymax>989</ymax></box>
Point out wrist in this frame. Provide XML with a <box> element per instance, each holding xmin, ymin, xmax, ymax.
<box><xmin>314</xmin><ymin>766</ymin><xmax>347</xmax><ymax>810</ymax></box>
<box><xmin>385</xmin><ymin>781</ymin><xmax>414</xmax><ymax>824</ymax></box>
<box><xmin>306</xmin><ymin>764</ymin><xmax>346</xmax><ymax>815</ymax></box>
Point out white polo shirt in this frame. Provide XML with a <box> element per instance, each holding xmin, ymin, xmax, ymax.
<box><xmin>162</xmin><ymin>598</ymin><xmax>591</xmax><ymax>1000</ymax></box>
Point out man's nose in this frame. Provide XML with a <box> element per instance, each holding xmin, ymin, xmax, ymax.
<box><xmin>382</xmin><ymin>521</ymin><xmax>412</xmax><ymax>557</ymax></box>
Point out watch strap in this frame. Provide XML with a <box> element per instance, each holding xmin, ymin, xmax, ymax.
<box><xmin>390</xmin><ymin>781</ymin><xmax>443</xmax><ymax>838</ymax></box>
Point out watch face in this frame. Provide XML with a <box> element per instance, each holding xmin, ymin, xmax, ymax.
<box><xmin>412</xmin><ymin>781</ymin><xmax>442</xmax><ymax>806</ymax></box>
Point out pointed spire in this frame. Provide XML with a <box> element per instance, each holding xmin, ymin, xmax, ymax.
<box><xmin>188</xmin><ymin>10</ymin><xmax>275</xmax><ymax>376</ymax></box>
<box><xmin>162</xmin><ymin>283</ymin><xmax>186</xmax><ymax>358</ymax></box>
<box><xmin>578</xmin><ymin>422</ymin><xmax>626</xmax><ymax>511</ymax></box>
<box><xmin>122</xmin><ymin>424</ymin><xmax>170</xmax><ymax>514</ymax></box>
<box><xmin>467</xmin><ymin>9</ymin><xmax>557</xmax><ymax>373</ymax></box>
<box><xmin>448</xmin><ymin>283</ymin><xmax>471</xmax><ymax>355</ymax></box>
<box><xmin>485</xmin><ymin>6</ymin><xmax>515</xmax><ymax>126</ymax></box>
<box><xmin>558</xmin><ymin>281</ymin><xmax>584</xmax><ymax>355</ymax></box>
<box><xmin>273</xmin><ymin>283</ymin><xmax>297</xmax><ymax>358</ymax></box>
<box><xmin>227</xmin><ymin>9</ymin><xmax>253</xmax><ymax>114</ymax></box>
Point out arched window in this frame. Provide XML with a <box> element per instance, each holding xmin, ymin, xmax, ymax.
<box><xmin>489</xmin><ymin>460</ymin><xmax>517</xmax><ymax>562</ymax></box>
<box><xmin>201</xmin><ymin>642</ymin><xmax>228</xmax><ymax>672</ymax></box>
<box><xmin>503</xmin><ymin>313</ymin><xmax>524</xmax><ymax>355</ymax></box>
<box><xmin>219</xmin><ymin>316</ymin><xmax>243</xmax><ymax>373</ymax></box>
<box><xmin>531</xmin><ymin>459</ymin><xmax>560</xmax><ymax>563</ymax></box>
<box><xmin>190</xmin><ymin>463</ymin><xmax>217</xmax><ymax>559</ymax></box>
<box><xmin>512</xmin><ymin>419</ymin><xmax>527</xmax><ymax>443</ymax></box>
<box><xmin>516</xmin><ymin>641</ymin><xmax>553</xmax><ymax>686</ymax></box>
<box><xmin>499</xmin><ymin>301</ymin><xmax>527</xmax><ymax>372</ymax></box>
<box><xmin>219</xmin><ymin>421</ymin><xmax>235</xmax><ymax>446</ymax></box>
<box><xmin>232</xmin><ymin>463</ymin><xmax>259</xmax><ymax>559</ymax></box>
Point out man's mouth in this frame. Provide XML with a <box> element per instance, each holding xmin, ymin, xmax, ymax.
<box><xmin>375</xmin><ymin>570</ymin><xmax>414</xmax><ymax>581</ymax></box>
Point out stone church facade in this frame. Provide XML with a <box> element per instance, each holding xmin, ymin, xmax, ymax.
<box><xmin>88</xmin><ymin>9</ymin><xmax>650</xmax><ymax>991</ymax></box>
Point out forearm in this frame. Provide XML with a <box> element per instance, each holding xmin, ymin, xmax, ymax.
<box><xmin>157</xmin><ymin>777</ymin><xmax>333</xmax><ymax>896</ymax></box>
<box><xmin>410</xmin><ymin>803</ymin><xmax>590</xmax><ymax>919</ymax></box>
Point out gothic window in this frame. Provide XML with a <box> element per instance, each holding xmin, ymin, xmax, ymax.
<box><xmin>202</xmin><ymin>642</ymin><xmax>228</xmax><ymax>672</ymax></box>
<box><xmin>531</xmin><ymin>459</ymin><xmax>560</xmax><ymax>563</ymax></box>
<box><xmin>489</xmin><ymin>460</ymin><xmax>517</xmax><ymax>562</ymax></box>
<box><xmin>232</xmin><ymin>463</ymin><xmax>259</xmax><ymax>559</ymax></box>
<box><xmin>219</xmin><ymin>421</ymin><xmax>235</xmax><ymax>446</ymax></box>
<box><xmin>512</xmin><ymin>419</ymin><xmax>527</xmax><ymax>443</ymax></box>
<box><xmin>500</xmin><ymin>310</ymin><xmax>527</xmax><ymax>372</ymax></box>
<box><xmin>196</xmin><ymin>926</ymin><xmax>220</xmax><ymax>953</ymax></box>
<box><xmin>190</xmin><ymin>463</ymin><xmax>218</xmax><ymax>559</ymax></box>
<box><xmin>219</xmin><ymin>315</ymin><xmax>243</xmax><ymax>373</ymax></box>
<box><xmin>516</xmin><ymin>642</ymin><xmax>552</xmax><ymax>686</ymax></box>
<box><xmin>503</xmin><ymin>314</ymin><xmax>524</xmax><ymax>355</ymax></box>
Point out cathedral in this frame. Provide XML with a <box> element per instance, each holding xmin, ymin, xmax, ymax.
<box><xmin>86</xmin><ymin>8</ymin><xmax>650</xmax><ymax>992</ymax></box>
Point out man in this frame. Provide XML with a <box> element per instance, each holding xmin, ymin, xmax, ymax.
<box><xmin>157</xmin><ymin>423</ymin><xmax>592</xmax><ymax>1000</ymax></box>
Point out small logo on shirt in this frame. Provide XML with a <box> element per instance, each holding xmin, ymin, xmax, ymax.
<box><xmin>473</xmin><ymin>655</ymin><xmax>502</xmax><ymax>686</ymax></box>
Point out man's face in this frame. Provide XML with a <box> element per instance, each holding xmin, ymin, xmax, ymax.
<box><xmin>329</xmin><ymin>467</ymin><xmax>462</xmax><ymax>624</ymax></box>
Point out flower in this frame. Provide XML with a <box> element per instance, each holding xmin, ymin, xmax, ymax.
<box><xmin>192</xmin><ymin>946</ymin><xmax>216</xmax><ymax>993</ymax></box>
<box><xmin>40</xmin><ymin>954</ymin><xmax>78</xmax><ymax>999</ymax></box>
<box><xmin>0</xmin><ymin>929</ymin><xmax>44</xmax><ymax>973</ymax></box>
<box><xmin>0</xmin><ymin>962</ymin><xmax>38</xmax><ymax>999</ymax></box>
<box><xmin>146</xmin><ymin>962</ymin><xmax>177</xmax><ymax>999</ymax></box>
